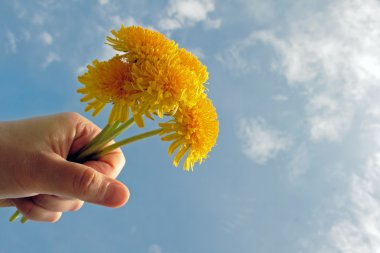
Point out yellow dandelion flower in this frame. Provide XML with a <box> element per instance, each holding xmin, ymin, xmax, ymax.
<box><xmin>159</xmin><ymin>97</ymin><xmax>219</xmax><ymax>171</ymax></box>
<box><xmin>79</xmin><ymin>25</ymin><xmax>210</xmax><ymax>129</ymax></box>
<box><xmin>131</xmin><ymin>55</ymin><xmax>206</xmax><ymax>120</ymax></box>
<box><xmin>178</xmin><ymin>48</ymin><xmax>208</xmax><ymax>86</ymax></box>
<box><xmin>77</xmin><ymin>56</ymin><xmax>141</xmax><ymax>123</ymax></box>
<box><xmin>106</xmin><ymin>26</ymin><xmax>178</xmax><ymax>64</ymax></box>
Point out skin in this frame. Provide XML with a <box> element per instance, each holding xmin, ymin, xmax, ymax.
<box><xmin>0</xmin><ymin>112</ymin><xmax>129</xmax><ymax>222</ymax></box>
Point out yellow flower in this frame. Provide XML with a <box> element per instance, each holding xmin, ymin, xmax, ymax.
<box><xmin>106</xmin><ymin>26</ymin><xmax>178</xmax><ymax>64</ymax></box>
<box><xmin>178</xmin><ymin>48</ymin><xmax>208</xmax><ymax>86</ymax></box>
<box><xmin>107</xmin><ymin>26</ymin><xmax>208</xmax><ymax>125</ymax></box>
<box><xmin>131</xmin><ymin>54</ymin><xmax>206</xmax><ymax>119</ymax></box>
<box><xmin>79</xmin><ymin>25</ymin><xmax>210</xmax><ymax>128</ymax></box>
<box><xmin>159</xmin><ymin>97</ymin><xmax>219</xmax><ymax>171</ymax></box>
<box><xmin>77</xmin><ymin>56</ymin><xmax>140</xmax><ymax>123</ymax></box>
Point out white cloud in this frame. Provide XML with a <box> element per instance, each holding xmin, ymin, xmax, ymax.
<box><xmin>242</xmin><ymin>0</ymin><xmax>275</xmax><ymax>23</ymax></box>
<box><xmin>288</xmin><ymin>143</ymin><xmax>309</xmax><ymax>179</ymax></box>
<box><xmin>321</xmin><ymin>153</ymin><xmax>380</xmax><ymax>253</ymax></box>
<box><xmin>242</xmin><ymin>0</ymin><xmax>380</xmax><ymax>251</ymax></box>
<box><xmin>272</xmin><ymin>94</ymin><xmax>288</xmax><ymax>102</ymax></box>
<box><xmin>12</xmin><ymin>1</ymin><xmax>27</xmax><ymax>19</ymax></box>
<box><xmin>99</xmin><ymin>0</ymin><xmax>109</xmax><ymax>5</ymax></box>
<box><xmin>168</xmin><ymin>0</ymin><xmax>214</xmax><ymax>22</ymax></box>
<box><xmin>5</xmin><ymin>31</ymin><xmax>17</xmax><ymax>54</ymax></box>
<box><xmin>239</xmin><ymin>118</ymin><xmax>291</xmax><ymax>164</ymax></box>
<box><xmin>110</xmin><ymin>16</ymin><xmax>138</xmax><ymax>27</ymax></box>
<box><xmin>148</xmin><ymin>244</ymin><xmax>162</xmax><ymax>253</ymax></box>
<box><xmin>158</xmin><ymin>0</ymin><xmax>220</xmax><ymax>31</ymax></box>
<box><xmin>230</xmin><ymin>0</ymin><xmax>380</xmax><ymax>142</ymax></box>
<box><xmin>188</xmin><ymin>47</ymin><xmax>205</xmax><ymax>59</ymax></box>
<box><xmin>158</xmin><ymin>18</ymin><xmax>182</xmax><ymax>31</ymax></box>
<box><xmin>32</xmin><ymin>13</ymin><xmax>46</xmax><ymax>25</ymax></box>
<box><xmin>204</xmin><ymin>17</ymin><xmax>222</xmax><ymax>29</ymax></box>
<box><xmin>42</xmin><ymin>52</ymin><xmax>60</xmax><ymax>68</ymax></box>
<box><xmin>306</xmin><ymin>95</ymin><xmax>354</xmax><ymax>141</ymax></box>
<box><xmin>40</xmin><ymin>32</ymin><xmax>53</xmax><ymax>45</ymax></box>
<box><xmin>76</xmin><ymin>65</ymin><xmax>87</xmax><ymax>75</ymax></box>
<box><xmin>215</xmin><ymin>36</ymin><xmax>257</xmax><ymax>74</ymax></box>
<box><xmin>100</xmin><ymin>44</ymin><xmax>117</xmax><ymax>60</ymax></box>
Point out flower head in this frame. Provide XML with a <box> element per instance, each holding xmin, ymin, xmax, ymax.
<box><xmin>131</xmin><ymin>54</ymin><xmax>206</xmax><ymax>119</ymax></box>
<box><xmin>106</xmin><ymin>26</ymin><xmax>178</xmax><ymax>64</ymax></box>
<box><xmin>79</xmin><ymin>25</ymin><xmax>210</xmax><ymax>129</ymax></box>
<box><xmin>178</xmin><ymin>48</ymin><xmax>208</xmax><ymax>86</ymax></box>
<box><xmin>77</xmin><ymin>56</ymin><xmax>140</xmax><ymax>123</ymax></box>
<box><xmin>106</xmin><ymin>26</ymin><xmax>208</xmax><ymax>126</ymax></box>
<box><xmin>159</xmin><ymin>97</ymin><xmax>219</xmax><ymax>171</ymax></box>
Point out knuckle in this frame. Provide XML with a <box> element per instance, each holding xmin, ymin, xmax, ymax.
<box><xmin>32</xmin><ymin>194</ymin><xmax>47</xmax><ymax>207</ymax></box>
<box><xmin>61</xmin><ymin>112</ymin><xmax>82</xmax><ymax>122</ymax></box>
<box><xmin>73</xmin><ymin>169</ymin><xmax>97</xmax><ymax>197</ymax></box>
<box><xmin>22</xmin><ymin>202</ymin><xmax>36</xmax><ymax>219</ymax></box>
<box><xmin>59</xmin><ymin>112</ymin><xmax>84</xmax><ymax>129</ymax></box>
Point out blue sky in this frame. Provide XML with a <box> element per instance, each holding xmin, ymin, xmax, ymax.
<box><xmin>1</xmin><ymin>0</ymin><xmax>380</xmax><ymax>252</ymax></box>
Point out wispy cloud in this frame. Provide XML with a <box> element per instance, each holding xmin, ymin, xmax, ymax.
<box><xmin>188</xmin><ymin>47</ymin><xmax>205</xmax><ymax>59</ymax></box>
<box><xmin>224</xmin><ymin>0</ymin><xmax>380</xmax><ymax>142</ymax></box>
<box><xmin>32</xmin><ymin>12</ymin><xmax>46</xmax><ymax>25</ymax></box>
<box><xmin>148</xmin><ymin>244</ymin><xmax>162</xmax><ymax>253</ymax></box>
<box><xmin>40</xmin><ymin>31</ymin><xmax>53</xmax><ymax>45</ymax></box>
<box><xmin>42</xmin><ymin>51</ymin><xmax>60</xmax><ymax>68</ymax></box>
<box><xmin>5</xmin><ymin>31</ymin><xmax>17</xmax><ymax>54</ymax></box>
<box><xmin>272</xmin><ymin>94</ymin><xmax>288</xmax><ymax>102</ymax></box>
<box><xmin>98</xmin><ymin>0</ymin><xmax>109</xmax><ymax>5</ymax></box>
<box><xmin>240</xmin><ymin>0</ymin><xmax>275</xmax><ymax>23</ymax></box>
<box><xmin>239</xmin><ymin>118</ymin><xmax>291</xmax><ymax>164</ymax></box>
<box><xmin>158</xmin><ymin>0</ymin><xmax>221</xmax><ymax>31</ymax></box>
<box><xmin>320</xmin><ymin>153</ymin><xmax>380</xmax><ymax>253</ymax></box>
<box><xmin>253</xmin><ymin>0</ymin><xmax>380</xmax><ymax>142</ymax></box>
<box><xmin>215</xmin><ymin>33</ymin><xmax>262</xmax><ymax>74</ymax></box>
<box><xmin>110</xmin><ymin>16</ymin><xmax>139</xmax><ymax>28</ymax></box>
<box><xmin>242</xmin><ymin>0</ymin><xmax>380</xmax><ymax>251</ymax></box>
<box><xmin>288</xmin><ymin>143</ymin><xmax>309</xmax><ymax>179</ymax></box>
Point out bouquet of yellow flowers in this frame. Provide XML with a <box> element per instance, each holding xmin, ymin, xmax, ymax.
<box><xmin>10</xmin><ymin>25</ymin><xmax>219</xmax><ymax>223</ymax></box>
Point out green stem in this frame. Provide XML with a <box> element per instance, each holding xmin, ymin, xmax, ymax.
<box><xmin>95</xmin><ymin>122</ymin><xmax>120</xmax><ymax>144</ymax></box>
<box><xmin>86</xmin><ymin>123</ymin><xmax>114</xmax><ymax>147</ymax></box>
<box><xmin>68</xmin><ymin>122</ymin><xmax>116</xmax><ymax>162</ymax></box>
<box><xmin>75</xmin><ymin>120</ymin><xmax>129</xmax><ymax>162</ymax></box>
<box><xmin>102</xmin><ymin>117</ymin><xmax>136</xmax><ymax>146</ymax></box>
<box><xmin>21</xmin><ymin>216</ymin><xmax>28</xmax><ymax>224</ymax></box>
<box><xmin>9</xmin><ymin>210</ymin><xmax>20</xmax><ymax>222</ymax></box>
<box><xmin>90</xmin><ymin>128</ymin><xmax>162</xmax><ymax>160</ymax></box>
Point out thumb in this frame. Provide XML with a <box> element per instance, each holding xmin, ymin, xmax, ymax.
<box><xmin>32</xmin><ymin>157</ymin><xmax>129</xmax><ymax>208</ymax></box>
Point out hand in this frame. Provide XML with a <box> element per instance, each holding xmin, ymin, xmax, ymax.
<box><xmin>0</xmin><ymin>112</ymin><xmax>129</xmax><ymax>222</ymax></box>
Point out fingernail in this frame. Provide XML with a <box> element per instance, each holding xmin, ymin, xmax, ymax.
<box><xmin>104</xmin><ymin>183</ymin><xmax>129</xmax><ymax>207</ymax></box>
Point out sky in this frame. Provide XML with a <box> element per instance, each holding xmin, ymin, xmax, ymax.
<box><xmin>1</xmin><ymin>0</ymin><xmax>380</xmax><ymax>252</ymax></box>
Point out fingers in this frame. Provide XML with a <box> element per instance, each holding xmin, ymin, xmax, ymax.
<box><xmin>84</xmin><ymin>148</ymin><xmax>125</xmax><ymax>178</ymax></box>
<box><xmin>13</xmin><ymin>194</ymin><xmax>82</xmax><ymax>223</ymax></box>
<box><xmin>67</xmin><ymin>114</ymin><xmax>101</xmax><ymax>156</ymax></box>
<box><xmin>65</xmin><ymin>113</ymin><xmax>126</xmax><ymax>178</ymax></box>
<box><xmin>33</xmin><ymin>156</ymin><xmax>129</xmax><ymax>208</ymax></box>
<box><xmin>0</xmin><ymin>199</ymin><xmax>14</xmax><ymax>207</ymax></box>
<box><xmin>13</xmin><ymin>198</ymin><xmax>61</xmax><ymax>223</ymax></box>
<box><xmin>32</xmin><ymin>194</ymin><xmax>83</xmax><ymax>212</ymax></box>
